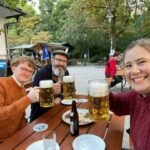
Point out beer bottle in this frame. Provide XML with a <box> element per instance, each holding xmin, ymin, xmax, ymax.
<box><xmin>70</xmin><ymin>100</ymin><xmax>79</xmax><ymax>136</ymax></box>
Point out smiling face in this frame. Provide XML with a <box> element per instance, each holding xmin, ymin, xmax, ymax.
<box><xmin>52</xmin><ymin>54</ymin><xmax>68</xmax><ymax>76</ymax></box>
<box><xmin>124</xmin><ymin>46</ymin><xmax>150</xmax><ymax>95</ymax></box>
<box><xmin>12</xmin><ymin>61</ymin><xmax>35</xmax><ymax>84</ymax></box>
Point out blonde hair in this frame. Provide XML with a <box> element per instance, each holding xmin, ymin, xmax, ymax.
<box><xmin>11</xmin><ymin>56</ymin><xmax>37</xmax><ymax>71</ymax></box>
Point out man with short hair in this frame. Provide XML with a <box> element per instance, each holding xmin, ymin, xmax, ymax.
<box><xmin>30</xmin><ymin>49</ymin><xmax>69</xmax><ymax>122</ymax></box>
<box><xmin>0</xmin><ymin>56</ymin><xmax>39</xmax><ymax>140</ymax></box>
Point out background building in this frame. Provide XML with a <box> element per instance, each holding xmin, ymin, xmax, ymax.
<box><xmin>0</xmin><ymin>2</ymin><xmax>25</xmax><ymax>76</ymax></box>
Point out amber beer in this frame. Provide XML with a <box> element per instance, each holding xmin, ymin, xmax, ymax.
<box><xmin>63</xmin><ymin>76</ymin><xmax>75</xmax><ymax>100</ymax></box>
<box><xmin>39</xmin><ymin>80</ymin><xmax>54</xmax><ymax>108</ymax></box>
<box><xmin>88</xmin><ymin>81</ymin><xmax>109</xmax><ymax>121</ymax></box>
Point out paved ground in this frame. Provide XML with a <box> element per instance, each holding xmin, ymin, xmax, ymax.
<box><xmin>68</xmin><ymin>66</ymin><xmax>104</xmax><ymax>95</ymax></box>
<box><xmin>26</xmin><ymin>65</ymin><xmax>131</xmax><ymax>148</ymax></box>
<box><xmin>68</xmin><ymin>65</ymin><xmax>130</xmax><ymax>94</ymax></box>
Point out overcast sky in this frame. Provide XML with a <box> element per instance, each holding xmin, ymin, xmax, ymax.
<box><xmin>28</xmin><ymin>0</ymin><xmax>40</xmax><ymax>14</ymax></box>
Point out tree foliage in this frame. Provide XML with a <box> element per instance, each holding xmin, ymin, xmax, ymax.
<box><xmin>6</xmin><ymin>0</ymin><xmax>150</xmax><ymax>61</ymax></box>
<box><xmin>3</xmin><ymin>0</ymin><xmax>27</xmax><ymax>8</ymax></box>
<box><xmin>31</xmin><ymin>31</ymin><xmax>53</xmax><ymax>43</ymax></box>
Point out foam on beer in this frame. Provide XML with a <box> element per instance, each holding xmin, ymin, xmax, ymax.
<box><xmin>40</xmin><ymin>80</ymin><xmax>53</xmax><ymax>88</ymax></box>
<box><xmin>89</xmin><ymin>83</ymin><xmax>108</xmax><ymax>97</ymax></box>
<box><xmin>63</xmin><ymin>76</ymin><xmax>74</xmax><ymax>83</ymax></box>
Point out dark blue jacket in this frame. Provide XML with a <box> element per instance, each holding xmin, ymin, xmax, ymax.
<box><xmin>30</xmin><ymin>64</ymin><xmax>69</xmax><ymax>122</ymax></box>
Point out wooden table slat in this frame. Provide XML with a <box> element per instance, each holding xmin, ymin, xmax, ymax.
<box><xmin>0</xmin><ymin>95</ymin><xmax>125</xmax><ymax>150</ymax></box>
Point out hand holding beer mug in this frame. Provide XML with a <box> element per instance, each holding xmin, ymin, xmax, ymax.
<box><xmin>88</xmin><ymin>79</ymin><xmax>109</xmax><ymax>121</ymax></box>
<box><xmin>39</xmin><ymin>80</ymin><xmax>54</xmax><ymax>108</ymax></box>
<box><xmin>63</xmin><ymin>75</ymin><xmax>76</xmax><ymax>100</ymax></box>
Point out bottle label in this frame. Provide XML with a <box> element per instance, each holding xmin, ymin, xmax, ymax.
<box><xmin>70</xmin><ymin>121</ymin><xmax>74</xmax><ymax>134</ymax></box>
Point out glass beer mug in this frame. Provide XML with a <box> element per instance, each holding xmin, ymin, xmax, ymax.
<box><xmin>39</xmin><ymin>80</ymin><xmax>54</xmax><ymax>108</ymax></box>
<box><xmin>88</xmin><ymin>79</ymin><xmax>109</xmax><ymax>121</ymax></box>
<box><xmin>63</xmin><ymin>75</ymin><xmax>76</xmax><ymax>100</ymax></box>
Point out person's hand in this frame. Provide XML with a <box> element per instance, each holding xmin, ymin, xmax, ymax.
<box><xmin>27</xmin><ymin>86</ymin><xmax>40</xmax><ymax>103</ymax></box>
<box><xmin>53</xmin><ymin>81</ymin><xmax>61</xmax><ymax>95</ymax></box>
<box><xmin>53</xmin><ymin>97</ymin><xmax>61</xmax><ymax>104</ymax></box>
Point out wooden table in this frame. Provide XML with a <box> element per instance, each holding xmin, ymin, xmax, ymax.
<box><xmin>0</xmin><ymin>95</ymin><xmax>124</xmax><ymax>150</ymax></box>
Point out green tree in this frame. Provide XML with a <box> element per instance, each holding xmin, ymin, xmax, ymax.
<box><xmin>31</xmin><ymin>31</ymin><xmax>53</xmax><ymax>43</ymax></box>
<box><xmin>7</xmin><ymin>0</ymin><xmax>53</xmax><ymax>45</ymax></box>
<box><xmin>3</xmin><ymin>0</ymin><xmax>27</xmax><ymax>8</ymax></box>
<box><xmin>36</xmin><ymin>0</ymin><xmax>74</xmax><ymax>41</ymax></box>
<box><xmin>5</xmin><ymin>0</ymin><xmax>150</xmax><ymax>60</ymax></box>
<box><xmin>60</xmin><ymin>0</ymin><xmax>150</xmax><ymax>59</ymax></box>
<box><xmin>8</xmin><ymin>3</ymin><xmax>38</xmax><ymax>44</ymax></box>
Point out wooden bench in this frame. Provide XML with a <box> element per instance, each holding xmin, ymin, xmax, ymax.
<box><xmin>116</xmin><ymin>69</ymin><xmax>126</xmax><ymax>91</ymax></box>
<box><xmin>105</xmin><ymin>75</ymin><xmax>127</xmax><ymax>92</ymax></box>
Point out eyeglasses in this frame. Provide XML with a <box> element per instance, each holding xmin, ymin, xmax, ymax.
<box><xmin>19</xmin><ymin>67</ymin><xmax>35</xmax><ymax>75</ymax></box>
<box><xmin>54</xmin><ymin>58</ymin><xmax>67</xmax><ymax>64</ymax></box>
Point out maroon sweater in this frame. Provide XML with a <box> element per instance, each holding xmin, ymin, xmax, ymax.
<box><xmin>109</xmin><ymin>90</ymin><xmax>150</xmax><ymax>150</ymax></box>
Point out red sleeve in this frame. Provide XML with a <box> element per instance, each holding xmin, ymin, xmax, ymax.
<box><xmin>109</xmin><ymin>58</ymin><xmax>116</xmax><ymax>77</ymax></box>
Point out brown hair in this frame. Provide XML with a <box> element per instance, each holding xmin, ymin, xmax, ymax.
<box><xmin>125</xmin><ymin>38</ymin><xmax>150</xmax><ymax>55</ymax></box>
<box><xmin>113</xmin><ymin>52</ymin><xmax>120</xmax><ymax>57</ymax></box>
<box><xmin>10</xmin><ymin>56</ymin><xmax>37</xmax><ymax>71</ymax></box>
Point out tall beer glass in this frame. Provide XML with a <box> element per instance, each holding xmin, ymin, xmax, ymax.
<box><xmin>88</xmin><ymin>79</ymin><xmax>109</xmax><ymax>121</ymax></box>
<box><xmin>63</xmin><ymin>76</ymin><xmax>76</xmax><ymax>100</ymax></box>
<box><xmin>39</xmin><ymin>80</ymin><xmax>54</xmax><ymax>108</ymax></box>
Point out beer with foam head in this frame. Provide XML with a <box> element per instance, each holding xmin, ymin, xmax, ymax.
<box><xmin>88</xmin><ymin>80</ymin><xmax>109</xmax><ymax>121</ymax></box>
<box><xmin>39</xmin><ymin>80</ymin><xmax>54</xmax><ymax>108</ymax></box>
<box><xmin>63</xmin><ymin>76</ymin><xmax>76</xmax><ymax>100</ymax></box>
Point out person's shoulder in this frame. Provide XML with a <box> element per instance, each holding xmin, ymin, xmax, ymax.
<box><xmin>33</xmin><ymin>65</ymin><xmax>52</xmax><ymax>83</ymax></box>
<box><xmin>0</xmin><ymin>76</ymin><xmax>12</xmax><ymax>81</ymax></box>
<box><xmin>109</xmin><ymin>57</ymin><xmax>115</xmax><ymax>61</ymax></box>
<box><xmin>0</xmin><ymin>77</ymin><xmax>6</xmax><ymax>81</ymax></box>
<box><xmin>130</xmin><ymin>89</ymin><xmax>138</xmax><ymax>95</ymax></box>
<box><xmin>0</xmin><ymin>77</ymin><xmax>7</xmax><ymax>85</ymax></box>
<box><xmin>37</xmin><ymin>64</ymin><xmax>52</xmax><ymax>74</ymax></box>
<box><xmin>125</xmin><ymin>89</ymin><xmax>139</xmax><ymax>98</ymax></box>
<box><xmin>0</xmin><ymin>76</ymin><xmax>13</xmax><ymax>87</ymax></box>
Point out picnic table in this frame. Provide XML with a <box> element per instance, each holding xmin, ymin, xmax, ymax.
<box><xmin>0</xmin><ymin>95</ymin><xmax>124</xmax><ymax>150</ymax></box>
